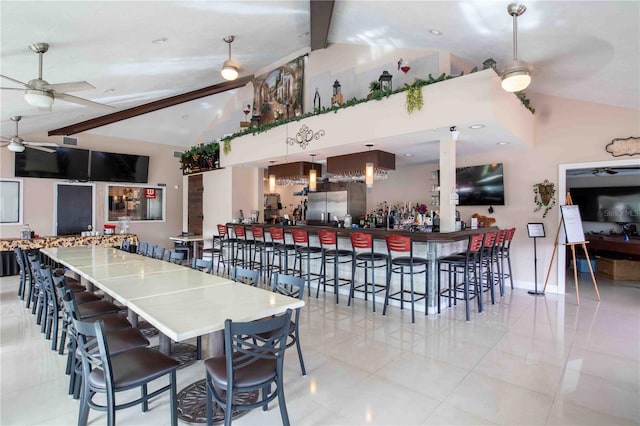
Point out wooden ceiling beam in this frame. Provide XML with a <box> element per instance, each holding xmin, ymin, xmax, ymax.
<box><xmin>48</xmin><ymin>75</ymin><xmax>254</xmax><ymax>136</ymax></box>
<box><xmin>310</xmin><ymin>0</ymin><xmax>335</xmax><ymax>51</ymax></box>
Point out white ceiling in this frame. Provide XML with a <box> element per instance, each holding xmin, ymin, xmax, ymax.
<box><xmin>1</xmin><ymin>1</ymin><xmax>639</xmax><ymax>163</ymax></box>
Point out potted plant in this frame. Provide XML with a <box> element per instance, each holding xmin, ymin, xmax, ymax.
<box><xmin>180</xmin><ymin>142</ymin><xmax>220</xmax><ymax>175</ymax></box>
<box><xmin>367</xmin><ymin>81</ymin><xmax>381</xmax><ymax>99</ymax></box>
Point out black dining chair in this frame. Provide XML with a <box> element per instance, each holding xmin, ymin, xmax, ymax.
<box><xmin>192</xmin><ymin>258</ymin><xmax>213</xmax><ymax>274</ymax></box>
<box><xmin>231</xmin><ymin>267</ymin><xmax>260</xmax><ymax>287</ymax></box>
<box><xmin>72</xmin><ymin>315</ymin><xmax>180</xmax><ymax>426</ymax></box>
<box><xmin>270</xmin><ymin>273</ymin><xmax>306</xmax><ymax>376</ymax></box>
<box><xmin>204</xmin><ymin>310</ymin><xmax>292</xmax><ymax>426</ymax></box>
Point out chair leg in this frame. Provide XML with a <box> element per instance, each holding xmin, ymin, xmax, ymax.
<box><xmin>78</xmin><ymin>385</ymin><xmax>91</xmax><ymax>426</ymax></box>
<box><xmin>295</xmin><ymin>336</ymin><xmax>306</xmax><ymax>376</ymax></box>
<box><xmin>277</xmin><ymin>379</ymin><xmax>291</xmax><ymax>426</ymax></box>
<box><xmin>141</xmin><ymin>383</ymin><xmax>148</xmax><ymax>412</ymax></box>
<box><xmin>170</xmin><ymin>371</ymin><xmax>178</xmax><ymax>426</ymax></box>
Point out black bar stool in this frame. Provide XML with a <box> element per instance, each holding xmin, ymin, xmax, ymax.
<box><xmin>268</xmin><ymin>227</ymin><xmax>296</xmax><ymax>278</ymax></box>
<box><xmin>291</xmin><ymin>229</ymin><xmax>323</xmax><ymax>296</ymax></box>
<box><xmin>317</xmin><ymin>229</ymin><xmax>353</xmax><ymax>303</ymax></box>
<box><xmin>217</xmin><ymin>224</ymin><xmax>236</xmax><ymax>275</ymax></box>
<box><xmin>383</xmin><ymin>234</ymin><xmax>428</xmax><ymax>323</ymax></box>
<box><xmin>348</xmin><ymin>232</ymin><xmax>389</xmax><ymax>313</ymax></box>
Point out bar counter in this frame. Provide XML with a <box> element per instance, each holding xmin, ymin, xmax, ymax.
<box><xmin>226</xmin><ymin>223</ymin><xmax>499</xmax><ymax>314</ymax></box>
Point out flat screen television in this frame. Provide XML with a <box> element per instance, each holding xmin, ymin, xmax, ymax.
<box><xmin>569</xmin><ymin>186</ymin><xmax>640</xmax><ymax>223</ymax></box>
<box><xmin>456</xmin><ymin>163</ymin><xmax>505</xmax><ymax>206</ymax></box>
<box><xmin>90</xmin><ymin>151</ymin><xmax>149</xmax><ymax>183</ymax></box>
<box><xmin>14</xmin><ymin>146</ymin><xmax>90</xmax><ymax>180</ymax></box>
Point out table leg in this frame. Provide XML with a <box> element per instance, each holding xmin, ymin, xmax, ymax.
<box><xmin>159</xmin><ymin>333</ymin><xmax>172</xmax><ymax>355</ymax></box>
<box><xmin>193</xmin><ymin>241</ymin><xmax>199</xmax><ymax>261</ymax></box>
<box><xmin>127</xmin><ymin>310</ymin><xmax>139</xmax><ymax>328</ymax></box>
<box><xmin>80</xmin><ymin>276</ymin><xmax>95</xmax><ymax>293</ymax></box>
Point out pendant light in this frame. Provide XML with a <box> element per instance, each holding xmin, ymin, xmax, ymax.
<box><xmin>309</xmin><ymin>154</ymin><xmax>317</xmax><ymax>192</ymax></box>
<box><xmin>365</xmin><ymin>144</ymin><xmax>374</xmax><ymax>188</ymax></box>
<box><xmin>221</xmin><ymin>35</ymin><xmax>239</xmax><ymax>81</ymax></box>
<box><xmin>501</xmin><ymin>4</ymin><xmax>531</xmax><ymax>93</ymax></box>
<box><xmin>268</xmin><ymin>160</ymin><xmax>276</xmax><ymax>193</ymax></box>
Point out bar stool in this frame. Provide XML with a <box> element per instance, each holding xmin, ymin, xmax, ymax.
<box><xmin>491</xmin><ymin>229</ymin><xmax>508</xmax><ymax>296</ymax></box>
<box><xmin>291</xmin><ymin>229</ymin><xmax>323</xmax><ymax>296</ymax></box>
<box><xmin>233</xmin><ymin>225</ymin><xmax>252</xmax><ymax>269</ymax></box>
<box><xmin>200</xmin><ymin>234</ymin><xmax>225</xmax><ymax>273</ymax></box>
<box><xmin>383</xmin><ymin>234</ymin><xmax>428</xmax><ymax>323</ymax></box>
<box><xmin>480</xmin><ymin>231</ymin><xmax>498</xmax><ymax>305</ymax></box>
<box><xmin>250</xmin><ymin>226</ymin><xmax>273</xmax><ymax>282</ymax></box>
<box><xmin>437</xmin><ymin>233</ymin><xmax>484</xmax><ymax>321</ymax></box>
<box><xmin>497</xmin><ymin>228</ymin><xmax>516</xmax><ymax>290</ymax></box>
<box><xmin>348</xmin><ymin>232</ymin><xmax>389</xmax><ymax>313</ymax></box>
<box><xmin>317</xmin><ymin>229</ymin><xmax>353</xmax><ymax>303</ymax></box>
<box><xmin>217</xmin><ymin>224</ymin><xmax>236</xmax><ymax>275</ymax></box>
<box><xmin>268</xmin><ymin>227</ymin><xmax>296</xmax><ymax>278</ymax></box>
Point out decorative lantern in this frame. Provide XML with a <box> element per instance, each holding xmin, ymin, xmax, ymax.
<box><xmin>313</xmin><ymin>88</ymin><xmax>321</xmax><ymax>111</ymax></box>
<box><xmin>250</xmin><ymin>114</ymin><xmax>261</xmax><ymax>128</ymax></box>
<box><xmin>483</xmin><ymin>58</ymin><xmax>497</xmax><ymax>70</ymax></box>
<box><xmin>331</xmin><ymin>80</ymin><xmax>343</xmax><ymax>106</ymax></box>
<box><xmin>378</xmin><ymin>70</ymin><xmax>393</xmax><ymax>92</ymax></box>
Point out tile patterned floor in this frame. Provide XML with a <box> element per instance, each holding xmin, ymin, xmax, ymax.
<box><xmin>1</xmin><ymin>272</ymin><xmax>638</xmax><ymax>425</ymax></box>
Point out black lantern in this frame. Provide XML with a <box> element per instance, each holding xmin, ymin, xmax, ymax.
<box><xmin>332</xmin><ymin>80</ymin><xmax>341</xmax><ymax>96</ymax></box>
<box><xmin>250</xmin><ymin>114</ymin><xmax>261</xmax><ymax>128</ymax></box>
<box><xmin>378</xmin><ymin>70</ymin><xmax>392</xmax><ymax>92</ymax></box>
<box><xmin>483</xmin><ymin>58</ymin><xmax>497</xmax><ymax>70</ymax></box>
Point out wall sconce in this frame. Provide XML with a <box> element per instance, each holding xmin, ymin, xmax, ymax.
<box><xmin>309</xmin><ymin>154</ymin><xmax>317</xmax><ymax>192</ymax></box>
<box><xmin>378</xmin><ymin>70</ymin><xmax>393</xmax><ymax>92</ymax></box>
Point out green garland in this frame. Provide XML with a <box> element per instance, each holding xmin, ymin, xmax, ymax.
<box><xmin>221</xmin><ymin>68</ymin><xmax>534</xmax><ymax>153</ymax></box>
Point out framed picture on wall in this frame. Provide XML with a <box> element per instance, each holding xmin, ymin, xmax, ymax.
<box><xmin>252</xmin><ymin>56</ymin><xmax>304</xmax><ymax>125</ymax></box>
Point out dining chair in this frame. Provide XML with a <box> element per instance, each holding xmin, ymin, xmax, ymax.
<box><xmin>167</xmin><ymin>250</ymin><xmax>186</xmax><ymax>265</ymax></box>
<box><xmin>192</xmin><ymin>258</ymin><xmax>213</xmax><ymax>274</ymax></box>
<box><xmin>152</xmin><ymin>245</ymin><xmax>166</xmax><ymax>260</ymax></box>
<box><xmin>270</xmin><ymin>273</ymin><xmax>306</xmax><ymax>376</ymax></box>
<box><xmin>204</xmin><ymin>310</ymin><xmax>292</xmax><ymax>426</ymax></box>
<box><xmin>72</xmin><ymin>315</ymin><xmax>180</xmax><ymax>426</ymax></box>
<box><xmin>137</xmin><ymin>242</ymin><xmax>148</xmax><ymax>256</ymax></box>
<box><xmin>231</xmin><ymin>267</ymin><xmax>260</xmax><ymax>287</ymax></box>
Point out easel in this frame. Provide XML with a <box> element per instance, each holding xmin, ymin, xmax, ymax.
<box><xmin>543</xmin><ymin>193</ymin><xmax>600</xmax><ymax>305</ymax></box>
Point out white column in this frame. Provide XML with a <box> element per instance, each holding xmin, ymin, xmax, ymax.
<box><xmin>439</xmin><ymin>136</ymin><xmax>457</xmax><ymax>232</ymax></box>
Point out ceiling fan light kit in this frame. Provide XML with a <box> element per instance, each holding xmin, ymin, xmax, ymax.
<box><xmin>24</xmin><ymin>88</ymin><xmax>54</xmax><ymax>108</ymax></box>
<box><xmin>502</xmin><ymin>3</ymin><xmax>532</xmax><ymax>93</ymax></box>
<box><xmin>7</xmin><ymin>141</ymin><xmax>25</xmax><ymax>152</ymax></box>
<box><xmin>221</xmin><ymin>35</ymin><xmax>239</xmax><ymax>81</ymax></box>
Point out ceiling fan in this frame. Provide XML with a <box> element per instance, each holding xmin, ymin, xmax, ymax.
<box><xmin>0</xmin><ymin>42</ymin><xmax>114</xmax><ymax>110</ymax></box>
<box><xmin>0</xmin><ymin>116</ymin><xmax>58</xmax><ymax>153</ymax></box>
<box><xmin>501</xmin><ymin>3</ymin><xmax>533</xmax><ymax>93</ymax></box>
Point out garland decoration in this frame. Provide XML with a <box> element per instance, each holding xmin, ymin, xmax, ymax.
<box><xmin>405</xmin><ymin>84</ymin><xmax>424</xmax><ymax>114</ymax></box>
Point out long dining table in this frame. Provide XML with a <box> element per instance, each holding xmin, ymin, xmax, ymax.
<box><xmin>40</xmin><ymin>245</ymin><xmax>305</xmax><ymax>356</ymax></box>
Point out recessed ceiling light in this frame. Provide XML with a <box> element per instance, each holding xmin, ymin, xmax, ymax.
<box><xmin>497</xmin><ymin>141</ymin><xmax>510</xmax><ymax>145</ymax></box>
<box><xmin>104</xmin><ymin>88</ymin><xmax>115</xmax><ymax>94</ymax></box>
<box><xmin>152</xmin><ymin>37</ymin><xmax>168</xmax><ymax>44</ymax></box>
<box><xmin>404</xmin><ymin>153</ymin><xmax>414</xmax><ymax>157</ymax></box>
<box><xmin>182</xmin><ymin>115</ymin><xmax>189</xmax><ymax>120</ymax></box>
<box><xmin>429</xmin><ymin>29</ymin><xmax>443</xmax><ymax>36</ymax></box>
<box><xmin>469</xmin><ymin>124</ymin><xmax>485</xmax><ymax>129</ymax></box>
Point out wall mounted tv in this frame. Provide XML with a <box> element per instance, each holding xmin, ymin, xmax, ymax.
<box><xmin>569</xmin><ymin>186</ymin><xmax>640</xmax><ymax>223</ymax></box>
<box><xmin>14</xmin><ymin>146</ymin><xmax>90</xmax><ymax>180</ymax></box>
<box><xmin>90</xmin><ymin>151</ymin><xmax>149</xmax><ymax>183</ymax></box>
<box><xmin>456</xmin><ymin>163</ymin><xmax>505</xmax><ymax>206</ymax></box>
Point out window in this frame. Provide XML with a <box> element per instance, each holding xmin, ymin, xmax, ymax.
<box><xmin>0</xmin><ymin>179</ymin><xmax>23</xmax><ymax>224</ymax></box>
<box><xmin>106</xmin><ymin>184</ymin><xmax>165</xmax><ymax>222</ymax></box>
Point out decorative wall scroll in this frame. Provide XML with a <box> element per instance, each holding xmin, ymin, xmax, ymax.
<box><xmin>605</xmin><ymin>136</ymin><xmax>640</xmax><ymax>157</ymax></box>
<box><xmin>533</xmin><ymin>179</ymin><xmax>556</xmax><ymax>218</ymax></box>
<box><xmin>252</xmin><ymin>56</ymin><xmax>304</xmax><ymax>126</ymax></box>
<box><xmin>286</xmin><ymin>124</ymin><xmax>325</xmax><ymax>149</ymax></box>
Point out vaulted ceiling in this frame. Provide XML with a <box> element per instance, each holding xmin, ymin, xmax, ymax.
<box><xmin>1</xmin><ymin>1</ymin><xmax>638</xmax><ymax>158</ymax></box>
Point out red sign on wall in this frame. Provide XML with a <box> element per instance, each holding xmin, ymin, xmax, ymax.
<box><xmin>145</xmin><ymin>188</ymin><xmax>156</xmax><ymax>199</ymax></box>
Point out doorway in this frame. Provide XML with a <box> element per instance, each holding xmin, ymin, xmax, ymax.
<box><xmin>187</xmin><ymin>174</ymin><xmax>203</xmax><ymax>235</ymax></box>
<box><xmin>54</xmin><ymin>183</ymin><xmax>95</xmax><ymax>236</ymax></box>
<box><xmin>556</xmin><ymin>158</ymin><xmax>639</xmax><ymax>293</ymax></box>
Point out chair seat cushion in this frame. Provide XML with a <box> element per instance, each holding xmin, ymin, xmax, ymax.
<box><xmin>88</xmin><ymin>347</ymin><xmax>179</xmax><ymax>390</ymax></box>
<box><xmin>87</xmin><ymin>314</ymin><xmax>132</xmax><ymax>330</ymax></box>
<box><xmin>324</xmin><ymin>249</ymin><xmax>353</xmax><ymax>257</ymax></box>
<box><xmin>205</xmin><ymin>353</ymin><xmax>276</xmax><ymax>389</ymax></box>
<box><xmin>355</xmin><ymin>252</ymin><xmax>388</xmax><ymax>261</ymax></box>
<box><xmin>77</xmin><ymin>300</ymin><xmax>123</xmax><ymax>319</ymax></box>
<box><xmin>296</xmin><ymin>246</ymin><xmax>322</xmax><ymax>254</ymax></box>
<box><xmin>73</xmin><ymin>291</ymin><xmax>102</xmax><ymax>305</ymax></box>
<box><xmin>391</xmin><ymin>256</ymin><xmax>428</xmax><ymax>266</ymax></box>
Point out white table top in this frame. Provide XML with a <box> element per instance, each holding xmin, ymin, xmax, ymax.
<box><xmin>169</xmin><ymin>235</ymin><xmax>204</xmax><ymax>243</ymax></box>
<box><xmin>40</xmin><ymin>246</ymin><xmax>304</xmax><ymax>343</ymax></box>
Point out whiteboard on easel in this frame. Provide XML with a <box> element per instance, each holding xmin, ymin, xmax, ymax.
<box><xmin>560</xmin><ymin>205</ymin><xmax>586</xmax><ymax>243</ymax></box>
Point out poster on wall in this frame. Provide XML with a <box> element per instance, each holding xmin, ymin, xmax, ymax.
<box><xmin>252</xmin><ymin>56</ymin><xmax>304</xmax><ymax>126</ymax></box>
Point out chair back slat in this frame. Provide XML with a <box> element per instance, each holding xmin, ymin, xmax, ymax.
<box><xmin>506</xmin><ymin>228</ymin><xmax>516</xmax><ymax>241</ymax></box>
<box><xmin>495</xmin><ymin>229</ymin><xmax>507</xmax><ymax>246</ymax></box>
<box><xmin>468</xmin><ymin>234</ymin><xmax>484</xmax><ymax>252</ymax></box>
<box><xmin>385</xmin><ymin>235</ymin><xmax>411</xmax><ymax>253</ymax></box>
<box><xmin>233</xmin><ymin>225</ymin><xmax>246</xmax><ymax>238</ymax></box>
<box><xmin>318</xmin><ymin>230</ymin><xmax>337</xmax><ymax>246</ymax></box>
<box><xmin>483</xmin><ymin>231</ymin><xmax>497</xmax><ymax>248</ymax></box>
<box><xmin>269</xmin><ymin>227</ymin><xmax>285</xmax><ymax>242</ymax></box>
<box><xmin>251</xmin><ymin>226</ymin><xmax>264</xmax><ymax>239</ymax></box>
<box><xmin>291</xmin><ymin>229</ymin><xmax>309</xmax><ymax>244</ymax></box>
<box><xmin>350</xmin><ymin>232</ymin><xmax>373</xmax><ymax>249</ymax></box>
<box><xmin>217</xmin><ymin>224</ymin><xmax>228</xmax><ymax>237</ymax></box>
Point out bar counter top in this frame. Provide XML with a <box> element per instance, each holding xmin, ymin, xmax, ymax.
<box><xmin>228</xmin><ymin>223</ymin><xmax>498</xmax><ymax>243</ymax></box>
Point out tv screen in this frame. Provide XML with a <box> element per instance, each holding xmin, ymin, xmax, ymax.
<box><xmin>90</xmin><ymin>151</ymin><xmax>149</xmax><ymax>183</ymax></box>
<box><xmin>14</xmin><ymin>146</ymin><xmax>89</xmax><ymax>180</ymax></box>
<box><xmin>456</xmin><ymin>163</ymin><xmax>505</xmax><ymax>206</ymax></box>
<box><xmin>569</xmin><ymin>186</ymin><xmax>640</xmax><ymax>223</ymax></box>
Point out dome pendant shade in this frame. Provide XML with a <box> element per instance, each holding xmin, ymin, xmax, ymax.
<box><xmin>221</xmin><ymin>36</ymin><xmax>239</xmax><ymax>81</ymax></box>
<box><xmin>502</xmin><ymin>3</ymin><xmax>531</xmax><ymax>93</ymax></box>
<box><xmin>24</xmin><ymin>88</ymin><xmax>54</xmax><ymax>108</ymax></box>
<box><xmin>7</xmin><ymin>141</ymin><xmax>26</xmax><ymax>152</ymax></box>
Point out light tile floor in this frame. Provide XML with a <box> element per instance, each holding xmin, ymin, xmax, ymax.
<box><xmin>1</xmin><ymin>271</ymin><xmax>638</xmax><ymax>425</ymax></box>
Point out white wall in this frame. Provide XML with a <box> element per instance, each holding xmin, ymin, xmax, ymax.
<box><xmin>0</xmin><ymin>132</ymin><xmax>184</xmax><ymax>249</ymax></box>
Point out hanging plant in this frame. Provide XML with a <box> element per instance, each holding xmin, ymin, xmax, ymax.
<box><xmin>223</xmin><ymin>138</ymin><xmax>232</xmax><ymax>155</ymax></box>
<box><xmin>405</xmin><ymin>85</ymin><xmax>423</xmax><ymax>114</ymax></box>
<box><xmin>533</xmin><ymin>179</ymin><xmax>556</xmax><ymax>218</ymax></box>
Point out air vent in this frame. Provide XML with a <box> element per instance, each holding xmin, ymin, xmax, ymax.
<box><xmin>173</xmin><ymin>150</ymin><xmax>183</xmax><ymax>158</ymax></box>
<box><xmin>62</xmin><ymin>136</ymin><xmax>78</xmax><ymax>146</ymax></box>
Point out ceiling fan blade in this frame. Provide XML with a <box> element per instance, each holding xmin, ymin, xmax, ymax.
<box><xmin>44</xmin><ymin>81</ymin><xmax>95</xmax><ymax>93</ymax></box>
<box><xmin>26</xmin><ymin>145</ymin><xmax>55</xmax><ymax>153</ymax></box>
<box><xmin>0</xmin><ymin>87</ymin><xmax>25</xmax><ymax>92</ymax></box>
<box><xmin>54</xmin><ymin>92</ymin><xmax>115</xmax><ymax>110</ymax></box>
<box><xmin>25</xmin><ymin>141</ymin><xmax>58</xmax><ymax>147</ymax></box>
<box><xmin>1</xmin><ymin>135</ymin><xmax>11</xmax><ymax>141</ymax></box>
<box><xmin>0</xmin><ymin>142</ymin><xmax>9</xmax><ymax>147</ymax></box>
<box><xmin>0</xmin><ymin>74</ymin><xmax>28</xmax><ymax>87</ymax></box>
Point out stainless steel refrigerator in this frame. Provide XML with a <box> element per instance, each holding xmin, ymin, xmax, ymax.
<box><xmin>306</xmin><ymin>182</ymin><xmax>366</xmax><ymax>225</ymax></box>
